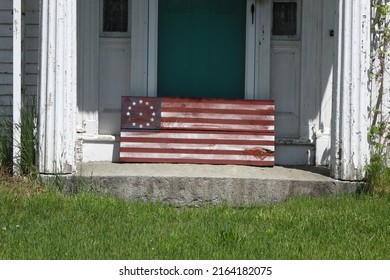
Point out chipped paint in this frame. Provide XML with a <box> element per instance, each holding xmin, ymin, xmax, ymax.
<box><xmin>37</xmin><ymin>0</ymin><xmax>77</xmax><ymax>174</ymax></box>
<box><xmin>13</xmin><ymin>0</ymin><xmax>23</xmax><ymax>175</ymax></box>
<box><xmin>331</xmin><ymin>0</ymin><xmax>370</xmax><ymax>181</ymax></box>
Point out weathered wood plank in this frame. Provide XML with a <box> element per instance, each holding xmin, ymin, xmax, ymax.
<box><xmin>120</xmin><ymin>97</ymin><xmax>275</xmax><ymax>166</ymax></box>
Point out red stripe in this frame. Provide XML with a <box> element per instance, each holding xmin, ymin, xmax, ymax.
<box><xmin>161</xmin><ymin>117</ymin><xmax>274</xmax><ymax>126</ymax></box>
<box><xmin>161</xmin><ymin>107</ymin><xmax>275</xmax><ymax>116</ymax></box>
<box><xmin>120</xmin><ymin>147</ymin><xmax>274</xmax><ymax>157</ymax></box>
<box><xmin>161</xmin><ymin>112</ymin><xmax>274</xmax><ymax>120</ymax></box>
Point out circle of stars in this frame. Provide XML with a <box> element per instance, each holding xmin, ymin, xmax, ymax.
<box><xmin>126</xmin><ymin>99</ymin><xmax>158</xmax><ymax>129</ymax></box>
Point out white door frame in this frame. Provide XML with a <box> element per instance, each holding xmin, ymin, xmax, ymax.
<box><xmin>146</xmin><ymin>0</ymin><xmax>269</xmax><ymax>100</ymax></box>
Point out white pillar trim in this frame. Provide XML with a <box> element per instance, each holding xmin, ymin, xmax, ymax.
<box><xmin>331</xmin><ymin>0</ymin><xmax>370</xmax><ymax>180</ymax></box>
<box><xmin>38</xmin><ymin>0</ymin><xmax>77</xmax><ymax>174</ymax></box>
<box><xmin>13</xmin><ymin>0</ymin><xmax>23</xmax><ymax>175</ymax></box>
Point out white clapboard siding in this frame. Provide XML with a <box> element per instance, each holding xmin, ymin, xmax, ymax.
<box><xmin>0</xmin><ymin>0</ymin><xmax>12</xmax><ymax>10</ymax></box>
<box><xmin>0</xmin><ymin>0</ymin><xmax>12</xmax><ymax>118</ymax></box>
<box><xmin>24</xmin><ymin>0</ymin><xmax>40</xmax><ymax>98</ymax></box>
<box><xmin>0</xmin><ymin>0</ymin><xmax>39</xmax><ymax>120</ymax></box>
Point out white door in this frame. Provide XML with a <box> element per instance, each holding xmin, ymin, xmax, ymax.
<box><xmin>98</xmin><ymin>0</ymin><xmax>131</xmax><ymax>135</ymax></box>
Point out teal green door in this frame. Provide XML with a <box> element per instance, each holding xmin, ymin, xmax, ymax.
<box><xmin>157</xmin><ymin>0</ymin><xmax>247</xmax><ymax>99</ymax></box>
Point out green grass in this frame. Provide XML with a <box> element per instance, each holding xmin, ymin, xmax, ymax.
<box><xmin>1</xmin><ymin>178</ymin><xmax>390</xmax><ymax>260</ymax></box>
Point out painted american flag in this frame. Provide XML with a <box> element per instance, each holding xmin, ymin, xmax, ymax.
<box><xmin>120</xmin><ymin>96</ymin><xmax>275</xmax><ymax>166</ymax></box>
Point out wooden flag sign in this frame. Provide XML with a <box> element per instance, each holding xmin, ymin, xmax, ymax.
<box><xmin>120</xmin><ymin>97</ymin><xmax>275</xmax><ymax>166</ymax></box>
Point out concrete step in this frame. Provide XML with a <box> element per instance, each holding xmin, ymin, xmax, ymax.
<box><xmin>76</xmin><ymin>163</ymin><xmax>359</xmax><ymax>206</ymax></box>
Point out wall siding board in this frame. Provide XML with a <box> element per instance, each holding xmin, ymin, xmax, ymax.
<box><xmin>0</xmin><ymin>11</ymin><xmax>12</xmax><ymax>23</ymax></box>
<box><xmin>0</xmin><ymin>0</ymin><xmax>12</xmax><ymax>10</ymax></box>
<box><xmin>0</xmin><ymin>73</ymin><xmax>12</xmax><ymax>84</ymax></box>
<box><xmin>25</xmin><ymin>12</ymin><xmax>40</xmax><ymax>25</ymax></box>
<box><xmin>25</xmin><ymin>50</ymin><xmax>38</xmax><ymax>64</ymax></box>
<box><xmin>0</xmin><ymin>63</ymin><xmax>12</xmax><ymax>73</ymax></box>
<box><xmin>24</xmin><ymin>1</ymin><xmax>40</xmax><ymax>100</ymax></box>
<box><xmin>0</xmin><ymin>94</ymin><xmax>12</xmax><ymax>105</ymax></box>
<box><xmin>0</xmin><ymin>37</ymin><xmax>12</xmax><ymax>48</ymax></box>
<box><xmin>25</xmin><ymin>74</ymin><xmax>38</xmax><ymax>86</ymax></box>
<box><xmin>0</xmin><ymin>2</ymin><xmax>12</xmax><ymax>116</ymax></box>
<box><xmin>0</xmin><ymin>50</ymin><xmax>12</xmax><ymax>62</ymax></box>
<box><xmin>25</xmin><ymin>25</ymin><xmax>39</xmax><ymax>38</ymax></box>
<box><xmin>0</xmin><ymin>85</ymin><xmax>12</xmax><ymax>94</ymax></box>
<box><xmin>0</xmin><ymin>0</ymin><xmax>39</xmax><ymax>120</ymax></box>
<box><xmin>0</xmin><ymin>0</ymin><xmax>12</xmax><ymax>123</ymax></box>
<box><xmin>0</xmin><ymin>106</ymin><xmax>12</xmax><ymax>118</ymax></box>
<box><xmin>25</xmin><ymin>38</ymin><xmax>39</xmax><ymax>50</ymax></box>
<box><xmin>25</xmin><ymin>0</ymin><xmax>39</xmax><ymax>11</ymax></box>
<box><xmin>0</xmin><ymin>24</ymin><xmax>12</xmax><ymax>36</ymax></box>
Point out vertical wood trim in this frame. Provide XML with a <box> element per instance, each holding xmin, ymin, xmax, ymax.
<box><xmin>130</xmin><ymin>0</ymin><xmax>149</xmax><ymax>97</ymax></box>
<box><xmin>245</xmin><ymin>0</ymin><xmax>256</xmax><ymax>100</ymax></box>
<box><xmin>256</xmin><ymin>0</ymin><xmax>271</xmax><ymax>100</ymax></box>
<box><xmin>38</xmin><ymin>0</ymin><xmax>77</xmax><ymax>174</ymax></box>
<box><xmin>300</xmin><ymin>0</ymin><xmax>319</xmax><ymax>140</ymax></box>
<box><xmin>78</xmin><ymin>0</ymin><xmax>100</xmax><ymax>135</ymax></box>
<box><xmin>13</xmin><ymin>0</ymin><xmax>23</xmax><ymax>175</ymax></box>
<box><xmin>319</xmin><ymin>0</ymin><xmax>335</xmax><ymax>135</ymax></box>
<box><xmin>331</xmin><ymin>0</ymin><xmax>370</xmax><ymax>180</ymax></box>
<box><xmin>147</xmin><ymin>0</ymin><xmax>158</xmax><ymax>97</ymax></box>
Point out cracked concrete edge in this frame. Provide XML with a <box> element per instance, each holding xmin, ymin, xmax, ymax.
<box><xmin>62</xmin><ymin>175</ymin><xmax>360</xmax><ymax>206</ymax></box>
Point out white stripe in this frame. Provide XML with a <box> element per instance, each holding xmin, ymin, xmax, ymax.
<box><xmin>161</xmin><ymin>112</ymin><xmax>275</xmax><ymax>121</ymax></box>
<box><xmin>162</xmin><ymin>102</ymin><xmax>274</xmax><ymax>111</ymax></box>
<box><xmin>121</xmin><ymin>132</ymin><xmax>275</xmax><ymax>141</ymax></box>
<box><xmin>161</xmin><ymin>122</ymin><xmax>275</xmax><ymax>131</ymax></box>
<box><xmin>120</xmin><ymin>152</ymin><xmax>274</xmax><ymax>161</ymax></box>
<box><xmin>120</xmin><ymin>142</ymin><xmax>275</xmax><ymax>151</ymax></box>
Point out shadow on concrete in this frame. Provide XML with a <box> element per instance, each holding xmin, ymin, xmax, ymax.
<box><xmin>281</xmin><ymin>165</ymin><xmax>331</xmax><ymax>177</ymax></box>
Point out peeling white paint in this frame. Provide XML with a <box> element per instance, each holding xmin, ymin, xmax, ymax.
<box><xmin>331</xmin><ymin>0</ymin><xmax>370</xmax><ymax>180</ymax></box>
<box><xmin>13</xmin><ymin>0</ymin><xmax>23</xmax><ymax>175</ymax></box>
<box><xmin>37</xmin><ymin>0</ymin><xmax>77</xmax><ymax>174</ymax></box>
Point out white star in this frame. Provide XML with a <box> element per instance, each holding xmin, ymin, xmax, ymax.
<box><xmin>152</xmin><ymin>112</ymin><xmax>156</xmax><ymax>116</ymax></box>
<box><xmin>151</xmin><ymin>118</ymin><xmax>155</xmax><ymax>122</ymax></box>
<box><xmin>132</xmin><ymin>123</ymin><xmax>136</xmax><ymax>126</ymax></box>
<box><xmin>139</xmin><ymin>112</ymin><xmax>143</xmax><ymax>116</ymax></box>
<box><xmin>139</xmin><ymin>99</ymin><xmax>143</xmax><ymax>104</ymax></box>
<box><xmin>128</xmin><ymin>106</ymin><xmax>132</xmax><ymax>110</ymax></box>
<box><xmin>132</xmin><ymin>102</ymin><xmax>136</xmax><ymax>106</ymax></box>
<box><xmin>150</xmin><ymin>106</ymin><xmax>154</xmax><ymax>110</ymax></box>
<box><xmin>146</xmin><ymin>123</ymin><xmax>150</xmax><ymax>127</ymax></box>
<box><xmin>139</xmin><ymin>124</ymin><xmax>143</xmax><ymax>128</ymax></box>
<box><xmin>126</xmin><ymin>112</ymin><xmax>131</xmax><ymax>116</ymax></box>
<box><xmin>145</xmin><ymin>102</ymin><xmax>149</xmax><ymax>106</ymax></box>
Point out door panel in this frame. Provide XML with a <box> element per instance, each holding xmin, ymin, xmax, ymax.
<box><xmin>271</xmin><ymin>48</ymin><xmax>300</xmax><ymax>138</ymax></box>
<box><xmin>98</xmin><ymin>0</ymin><xmax>131</xmax><ymax>135</ymax></box>
<box><xmin>157</xmin><ymin>0</ymin><xmax>246</xmax><ymax>99</ymax></box>
<box><xmin>98</xmin><ymin>39</ymin><xmax>131</xmax><ymax>134</ymax></box>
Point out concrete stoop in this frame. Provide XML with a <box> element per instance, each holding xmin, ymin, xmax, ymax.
<box><xmin>76</xmin><ymin>163</ymin><xmax>359</xmax><ymax>206</ymax></box>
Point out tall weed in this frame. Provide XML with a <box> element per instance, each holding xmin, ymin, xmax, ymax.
<box><xmin>0</xmin><ymin>113</ymin><xmax>13</xmax><ymax>174</ymax></box>
<box><xmin>366</xmin><ymin>154</ymin><xmax>390</xmax><ymax>194</ymax></box>
<box><xmin>0</xmin><ymin>97</ymin><xmax>37</xmax><ymax>176</ymax></box>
